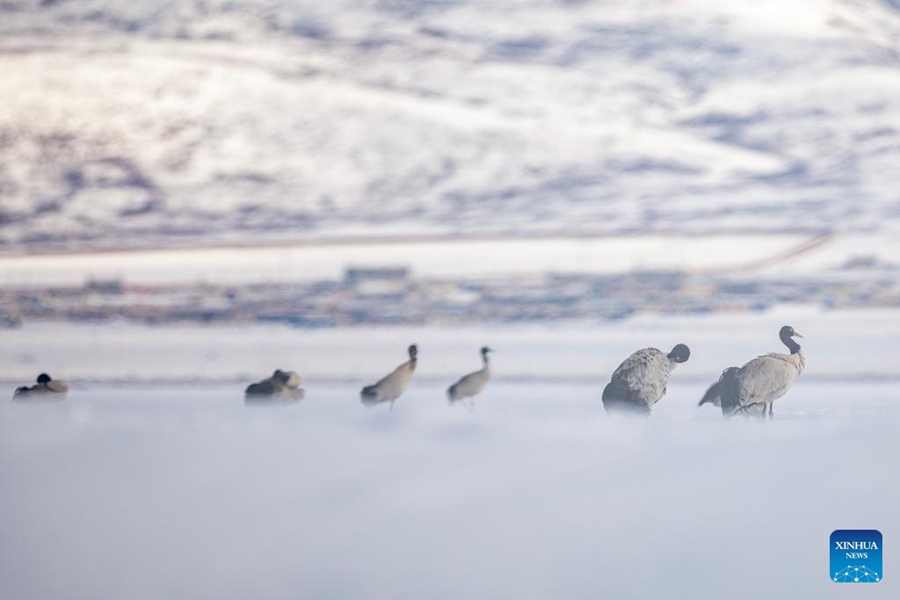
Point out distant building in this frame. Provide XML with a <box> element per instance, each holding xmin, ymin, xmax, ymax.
<box><xmin>841</xmin><ymin>255</ymin><xmax>880</xmax><ymax>270</ymax></box>
<box><xmin>85</xmin><ymin>278</ymin><xmax>123</xmax><ymax>294</ymax></box>
<box><xmin>629</xmin><ymin>270</ymin><xmax>685</xmax><ymax>291</ymax></box>
<box><xmin>344</xmin><ymin>266</ymin><xmax>410</xmax><ymax>283</ymax></box>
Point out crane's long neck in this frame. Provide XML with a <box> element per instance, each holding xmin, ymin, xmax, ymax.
<box><xmin>481</xmin><ymin>349</ymin><xmax>493</xmax><ymax>371</ymax></box>
<box><xmin>780</xmin><ymin>331</ymin><xmax>801</xmax><ymax>355</ymax></box>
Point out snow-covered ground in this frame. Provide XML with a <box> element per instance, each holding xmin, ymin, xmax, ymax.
<box><xmin>2</xmin><ymin>306</ymin><xmax>898</xmax><ymax>384</ymax></box>
<box><xmin>1</xmin><ymin>0</ymin><xmax>899</xmax><ymax>249</ymax></box>
<box><xmin>0</xmin><ymin>233</ymin><xmax>817</xmax><ymax>287</ymax></box>
<box><xmin>1</xmin><ymin>379</ymin><xmax>897</xmax><ymax>599</ymax></box>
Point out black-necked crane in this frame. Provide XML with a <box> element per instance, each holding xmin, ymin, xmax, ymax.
<box><xmin>245</xmin><ymin>369</ymin><xmax>305</xmax><ymax>400</ymax></box>
<box><xmin>602</xmin><ymin>344</ymin><xmax>690</xmax><ymax>415</ymax></box>
<box><xmin>360</xmin><ymin>344</ymin><xmax>418</xmax><ymax>409</ymax></box>
<box><xmin>725</xmin><ymin>325</ymin><xmax>805</xmax><ymax>419</ymax></box>
<box><xmin>448</xmin><ymin>346</ymin><xmax>493</xmax><ymax>408</ymax></box>
<box><xmin>13</xmin><ymin>373</ymin><xmax>69</xmax><ymax>399</ymax></box>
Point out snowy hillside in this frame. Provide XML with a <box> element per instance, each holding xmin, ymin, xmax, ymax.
<box><xmin>0</xmin><ymin>0</ymin><xmax>899</xmax><ymax>250</ymax></box>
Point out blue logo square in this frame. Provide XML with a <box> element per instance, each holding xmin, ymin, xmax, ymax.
<box><xmin>831</xmin><ymin>530</ymin><xmax>882</xmax><ymax>583</ymax></box>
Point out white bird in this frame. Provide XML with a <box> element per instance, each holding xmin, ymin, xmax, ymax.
<box><xmin>245</xmin><ymin>369</ymin><xmax>305</xmax><ymax>401</ymax></box>
<box><xmin>724</xmin><ymin>325</ymin><xmax>805</xmax><ymax>419</ymax></box>
<box><xmin>13</xmin><ymin>373</ymin><xmax>69</xmax><ymax>400</ymax></box>
<box><xmin>360</xmin><ymin>344</ymin><xmax>418</xmax><ymax>409</ymax></box>
<box><xmin>447</xmin><ymin>346</ymin><xmax>493</xmax><ymax>407</ymax></box>
<box><xmin>602</xmin><ymin>343</ymin><xmax>691</xmax><ymax>415</ymax></box>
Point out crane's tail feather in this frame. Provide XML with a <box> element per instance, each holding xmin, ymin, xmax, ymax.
<box><xmin>698</xmin><ymin>382</ymin><xmax>721</xmax><ymax>407</ymax></box>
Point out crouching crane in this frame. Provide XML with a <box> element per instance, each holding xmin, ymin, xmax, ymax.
<box><xmin>602</xmin><ymin>344</ymin><xmax>690</xmax><ymax>415</ymax></box>
<box><xmin>13</xmin><ymin>373</ymin><xmax>69</xmax><ymax>400</ymax></box>
<box><xmin>245</xmin><ymin>369</ymin><xmax>305</xmax><ymax>402</ymax></box>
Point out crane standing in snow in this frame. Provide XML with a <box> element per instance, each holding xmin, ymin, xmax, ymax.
<box><xmin>447</xmin><ymin>346</ymin><xmax>493</xmax><ymax>408</ymax></box>
<box><xmin>360</xmin><ymin>344</ymin><xmax>418</xmax><ymax>409</ymax></box>
<box><xmin>723</xmin><ymin>325</ymin><xmax>805</xmax><ymax>419</ymax></box>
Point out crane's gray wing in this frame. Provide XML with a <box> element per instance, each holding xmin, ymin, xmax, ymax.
<box><xmin>736</xmin><ymin>354</ymin><xmax>801</xmax><ymax>407</ymax></box>
<box><xmin>602</xmin><ymin>379</ymin><xmax>651</xmax><ymax>414</ymax></box>
<box><xmin>451</xmin><ymin>371</ymin><xmax>477</xmax><ymax>389</ymax></box>
<box><xmin>367</xmin><ymin>360</ymin><xmax>411</xmax><ymax>389</ymax></box>
<box><xmin>606</xmin><ymin>348</ymin><xmax>670</xmax><ymax>408</ymax></box>
<box><xmin>448</xmin><ymin>368</ymin><xmax>489</xmax><ymax>400</ymax></box>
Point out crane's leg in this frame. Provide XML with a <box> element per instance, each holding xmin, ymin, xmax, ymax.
<box><xmin>768</xmin><ymin>403</ymin><xmax>774</xmax><ymax>420</ymax></box>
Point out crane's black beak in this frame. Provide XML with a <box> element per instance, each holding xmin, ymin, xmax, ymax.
<box><xmin>793</xmin><ymin>331</ymin><xmax>804</xmax><ymax>338</ymax></box>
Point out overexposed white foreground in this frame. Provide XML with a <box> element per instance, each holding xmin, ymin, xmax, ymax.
<box><xmin>1</xmin><ymin>380</ymin><xmax>897</xmax><ymax>599</ymax></box>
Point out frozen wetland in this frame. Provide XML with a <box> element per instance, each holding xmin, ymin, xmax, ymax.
<box><xmin>2</xmin><ymin>377</ymin><xmax>898</xmax><ymax>599</ymax></box>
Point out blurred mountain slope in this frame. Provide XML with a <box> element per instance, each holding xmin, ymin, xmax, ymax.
<box><xmin>0</xmin><ymin>0</ymin><xmax>898</xmax><ymax>250</ymax></box>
